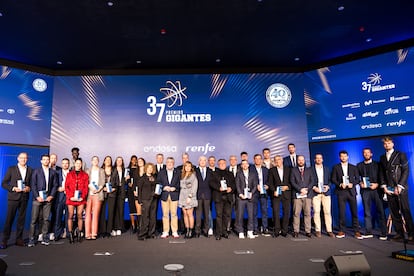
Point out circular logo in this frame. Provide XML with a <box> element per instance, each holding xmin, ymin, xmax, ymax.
<box><xmin>266</xmin><ymin>83</ymin><xmax>292</xmax><ymax>108</ymax></box>
<box><xmin>32</xmin><ymin>78</ymin><xmax>47</xmax><ymax>92</ymax></box>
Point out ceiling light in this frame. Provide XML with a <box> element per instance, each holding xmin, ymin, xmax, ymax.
<box><xmin>160</xmin><ymin>28</ymin><xmax>167</xmax><ymax>35</ymax></box>
<box><xmin>294</xmin><ymin>57</ymin><xmax>300</xmax><ymax>61</ymax></box>
<box><xmin>107</xmin><ymin>1</ymin><xmax>114</xmax><ymax>6</ymax></box>
<box><xmin>0</xmin><ymin>12</ymin><xmax>3</xmax><ymax>17</ymax></box>
<box><xmin>215</xmin><ymin>58</ymin><xmax>221</xmax><ymax>63</ymax></box>
<box><xmin>136</xmin><ymin>60</ymin><xmax>142</xmax><ymax>64</ymax></box>
<box><xmin>366</xmin><ymin>38</ymin><xmax>372</xmax><ymax>42</ymax></box>
<box><xmin>56</xmin><ymin>61</ymin><xmax>63</xmax><ymax>65</ymax></box>
<box><xmin>337</xmin><ymin>6</ymin><xmax>345</xmax><ymax>11</ymax></box>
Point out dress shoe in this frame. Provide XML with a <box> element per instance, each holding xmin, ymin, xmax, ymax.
<box><xmin>306</xmin><ymin>233</ymin><xmax>312</xmax><ymax>238</ymax></box>
<box><xmin>281</xmin><ymin>232</ymin><xmax>287</xmax><ymax>237</ymax></box>
<box><xmin>315</xmin><ymin>231</ymin><xmax>321</xmax><ymax>238</ymax></box>
<box><xmin>0</xmin><ymin>241</ymin><xmax>7</xmax><ymax>249</ymax></box>
<box><xmin>391</xmin><ymin>234</ymin><xmax>403</xmax><ymax>241</ymax></box>
<box><xmin>215</xmin><ymin>236</ymin><xmax>221</xmax><ymax>240</ymax></box>
<box><xmin>15</xmin><ymin>239</ymin><xmax>25</xmax><ymax>247</ymax></box>
<box><xmin>292</xmin><ymin>232</ymin><xmax>299</xmax><ymax>238</ymax></box>
<box><xmin>272</xmin><ymin>233</ymin><xmax>280</xmax><ymax>238</ymax></box>
<box><xmin>327</xmin><ymin>232</ymin><xmax>335</xmax><ymax>238</ymax></box>
<box><xmin>222</xmin><ymin>233</ymin><xmax>229</xmax><ymax>239</ymax></box>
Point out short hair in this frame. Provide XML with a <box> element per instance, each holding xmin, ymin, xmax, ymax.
<box><xmin>240</xmin><ymin>151</ymin><xmax>248</xmax><ymax>156</ymax></box>
<box><xmin>41</xmin><ymin>154</ymin><xmax>50</xmax><ymax>159</ymax></box>
<box><xmin>241</xmin><ymin>159</ymin><xmax>249</xmax><ymax>164</ymax></box>
<box><xmin>262</xmin><ymin>148</ymin><xmax>270</xmax><ymax>153</ymax></box>
<box><xmin>314</xmin><ymin>153</ymin><xmax>323</xmax><ymax>158</ymax></box>
<box><xmin>339</xmin><ymin>150</ymin><xmax>348</xmax><ymax>156</ymax></box>
<box><xmin>71</xmin><ymin>147</ymin><xmax>80</xmax><ymax>152</ymax></box>
<box><xmin>208</xmin><ymin>155</ymin><xmax>216</xmax><ymax>160</ymax></box>
<box><xmin>62</xmin><ymin>158</ymin><xmax>70</xmax><ymax>162</ymax></box>
<box><xmin>156</xmin><ymin>153</ymin><xmax>164</xmax><ymax>158</ymax></box>
<box><xmin>144</xmin><ymin>163</ymin><xmax>156</xmax><ymax>175</ymax></box>
<box><xmin>362</xmin><ymin>147</ymin><xmax>372</xmax><ymax>153</ymax></box>
<box><xmin>217</xmin><ymin>158</ymin><xmax>226</xmax><ymax>163</ymax></box>
<box><xmin>253</xmin><ymin>153</ymin><xmax>262</xmax><ymax>159</ymax></box>
<box><xmin>382</xmin><ymin>136</ymin><xmax>393</xmax><ymax>142</ymax></box>
<box><xmin>288</xmin><ymin>143</ymin><xmax>295</xmax><ymax>148</ymax></box>
<box><xmin>167</xmin><ymin>157</ymin><xmax>175</xmax><ymax>162</ymax></box>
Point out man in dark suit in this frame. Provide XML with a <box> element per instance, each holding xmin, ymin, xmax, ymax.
<box><xmin>48</xmin><ymin>153</ymin><xmax>62</xmax><ymax>241</ymax></box>
<box><xmin>209</xmin><ymin>159</ymin><xmax>235</xmax><ymax>240</ymax></box>
<box><xmin>1</xmin><ymin>152</ymin><xmax>33</xmax><ymax>249</ymax></box>
<box><xmin>28</xmin><ymin>154</ymin><xmax>59</xmax><ymax>247</ymax></box>
<box><xmin>290</xmin><ymin>155</ymin><xmax>316</xmax><ymax>238</ymax></box>
<box><xmin>252</xmin><ymin>154</ymin><xmax>270</xmax><ymax>235</ymax></box>
<box><xmin>157</xmin><ymin>157</ymin><xmax>180</xmax><ymax>238</ymax></box>
<box><xmin>283</xmin><ymin>143</ymin><xmax>298</xmax><ymax>168</ymax></box>
<box><xmin>311</xmin><ymin>153</ymin><xmax>334</xmax><ymax>238</ymax></box>
<box><xmin>53</xmin><ymin>158</ymin><xmax>70</xmax><ymax>241</ymax></box>
<box><xmin>194</xmin><ymin>156</ymin><xmax>212</xmax><ymax>238</ymax></box>
<box><xmin>357</xmin><ymin>148</ymin><xmax>387</xmax><ymax>240</ymax></box>
<box><xmin>268</xmin><ymin>155</ymin><xmax>291</xmax><ymax>237</ymax></box>
<box><xmin>331</xmin><ymin>150</ymin><xmax>362</xmax><ymax>239</ymax></box>
<box><xmin>155</xmin><ymin>153</ymin><xmax>165</xmax><ymax>175</ymax></box>
<box><xmin>235</xmin><ymin>160</ymin><xmax>258</xmax><ymax>239</ymax></box>
<box><xmin>379</xmin><ymin>136</ymin><xmax>414</xmax><ymax>241</ymax></box>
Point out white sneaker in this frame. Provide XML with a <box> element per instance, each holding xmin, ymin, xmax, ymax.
<box><xmin>160</xmin><ymin>232</ymin><xmax>169</xmax><ymax>239</ymax></box>
<box><xmin>62</xmin><ymin>229</ymin><xmax>67</xmax><ymax>239</ymax></box>
<box><xmin>247</xmin><ymin>231</ymin><xmax>256</xmax><ymax>239</ymax></box>
<box><xmin>239</xmin><ymin>232</ymin><xmax>245</xmax><ymax>239</ymax></box>
<box><xmin>38</xmin><ymin>234</ymin><xmax>43</xmax><ymax>242</ymax></box>
<box><xmin>116</xmin><ymin>230</ymin><xmax>122</xmax><ymax>236</ymax></box>
<box><xmin>208</xmin><ymin>228</ymin><xmax>213</xmax><ymax>236</ymax></box>
<box><xmin>172</xmin><ymin>232</ymin><xmax>180</xmax><ymax>239</ymax></box>
<box><xmin>111</xmin><ymin>230</ymin><xmax>117</xmax><ymax>237</ymax></box>
<box><xmin>49</xmin><ymin>233</ymin><xmax>55</xmax><ymax>241</ymax></box>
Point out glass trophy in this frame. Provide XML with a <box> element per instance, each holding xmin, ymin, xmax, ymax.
<box><xmin>362</xmin><ymin>177</ymin><xmax>371</xmax><ymax>188</ymax></box>
<box><xmin>259</xmin><ymin>181</ymin><xmax>266</xmax><ymax>195</ymax></box>
<box><xmin>318</xmin><ymin>183</ymin><xmax>324</xmax><ymax>193</ymax></box>
<box><xmin>92</xmin><ymin>181</ymin><xmax>99</xmax><ymax>190</ymax></box>
<box><xmin>74</xmin><ymin>190</ymin><xmax>81</xmax><ymax>200</ymax></box>
<box><xmin>220</xmin><ymin>179</ymin><xmax>227</xmax><ymax>190</ymax></box>
<box><xmin>17</xmin><ymin>180</ymin><xmax>25</xmax><ymax>190</ymax></box>
<box><xmin>124</xmin><ymin>168</ymin><xmax>130</xmax><ymax>178</ymax></box>
<box><xmin>106</xmin><ymin>182</ymin><xmax>113</xmax><ymax>193</ymax></box>
<box><xmin>155</xmin><ymin>184</ymin><xmax>163</xmax><ymax>195</ymax></box>
<box><xmin>342</xmin><ymin>175</ymin><xmax>350</xmax><ymax>186</ymax></box>
<box><xmin>387</xmin><ymin>186</ymin><xmax>395</xmax><ymax>194</ymax></box>
<box><xmin>61</xmin><ymin>180</ymin><xmax>65</xmax><ymax>189</ymax></box>
<box><xmin>244</xmin><ymin>187</ymin><xmax>252</xmax><ymax>199</ymax></box>
<box><xmin>296</xmin><ymin>192</ymin><xmax>307</xmax><ymax>199</ymax></box>
<box><xmin>276</xmin><ymin>186</ymin><xmax>282</xmax><ymax>196</ymax></box>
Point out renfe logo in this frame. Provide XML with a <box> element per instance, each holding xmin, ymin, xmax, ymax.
<box><xmin>185</xmin><ymin>143</ymin><xmax>216</xmax><ymax>155</ymax></box>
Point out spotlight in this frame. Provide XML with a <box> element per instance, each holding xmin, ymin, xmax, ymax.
<box><xmin>56</xmin><ymin>61</ymin><xmax>63</xmax><ymax>65</ymax></box>
<box><xmin>107</xmin><ymin>1</ymin><xmax>114</xmax><ymax>6</ymax></box>
<box><xmin>366</xmin><ymin>38</ymin><xmax>372</xmax><ymax>42</ymax></box>
<box><xmin>160</xmin><ymin>28</ymin><xmax>167</xmax><ymax>35</ymax></box>
<box><xmin>337</xmin><ymin>6</ymin><xmax>345</xmax><ymax>11</ymax></box>
<box><xmin>215</xmin><ymin>58</ymin><xmax>221</xmax><ymax>63</ymax></box>
<box><xmin>294</xmin><ymin>57</ymin><xmax>300</xmax><ymax>61</ymax></box>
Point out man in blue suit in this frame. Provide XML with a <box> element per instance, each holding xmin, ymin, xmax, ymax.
<box><xmin>252</xmin><ymin>154</ymin><xmax>270</xmax><ymax>235</ymax></box>
<box><xmin>157</xmin><ymin>157</ymin><xmax>180</xmax><ymax>238</ymax></box>
<box><xmin>28</xmin><ymin>154</ymin><xmax>59</xmax><ymax>247</ymax></box>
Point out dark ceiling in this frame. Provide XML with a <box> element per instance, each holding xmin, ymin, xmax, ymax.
<box><xmin>1</xmin><ymin>0</ymin><xmax>414</xmax><ymax>75</ymax></box>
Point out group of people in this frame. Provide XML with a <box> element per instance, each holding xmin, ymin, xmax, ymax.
<box><xmin>1</xmin><ymin>136</ymin><xmax>413</xmax><ymax>249</ymax></box>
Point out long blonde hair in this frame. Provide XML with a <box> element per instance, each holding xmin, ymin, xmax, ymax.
<box><xmin>181</xmin><ymin>161</ymin><xmax>194</xmax><ymax>179</ymax></box>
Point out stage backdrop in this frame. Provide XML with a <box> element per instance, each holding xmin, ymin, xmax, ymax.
<box><xmin>50</xmin><ymin>73</ymin><xmax>310</xmax><ymax>164</ymax></box>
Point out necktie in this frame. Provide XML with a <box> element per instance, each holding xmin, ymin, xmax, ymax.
<box><xmin>202</xmin><ymin>168</ymin><xmax>205</xmax><ymax>180</ymax></box>
<box><xmin>292</xmin><ymin>156</ymin><xmax>296</xmax><ymax>167</ymax></box>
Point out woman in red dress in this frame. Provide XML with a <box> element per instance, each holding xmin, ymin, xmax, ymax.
<box><xmin>65</xmin><ymin>158</ymin><xmax>89</xmax><ymax>243</ymax></box>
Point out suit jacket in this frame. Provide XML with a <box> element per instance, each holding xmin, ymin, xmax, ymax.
<box><xmin>290</xmin><ymin>167</ymin><xmax>316</xmax><ymax>199</ymax></box>
<box><xmin>31</xmin><ymin>167</ymin><xmax>59</xmax><ymax>199</ymax></box>
<box><xmin>86</xmin><ymin>167</ymin><xmax>106</xmax><ymax>201</ymax></box>
<box><xmin>209</xmin><ymin>169</ymin><xmax>235</xmax><ymax>202</ymax></box>
<box><xmin>331</xmin><ymin>163</ymin><xmax>359</xmax><ymax>196</ymax></box>
<box><xmin>195</xmin><ymin>167</ymin><xmax>212</xmax><ymax>200</ymax></box>
<box><xmin>111</xmin><ymin>167</ymin><xmax>127</xmax><ymax>198</ymax></box>
<box><xmin>379</xmin><ymin>150</ymin><xmax>409</xmax><ymax>189</ymax></box>
<box><xmin>138</xmin><ymin>174</ymin><xmax>157</xmax><ymax>203</ymax></box>
<box><xmin>235</xmin><ymin>168</ymin><xmax>258</xmax><ymax>201</ymax></box>
<box><xmin>268</xmin><ymin>166</ymin><xmax>292</xmax><ymax>200</ymax></box>
<box><xmin>253</xmin><ymin>165</ymin><xmax>269</xmax><ymax>196</ymax></box>
<box><xmin>1</xmin><ymin>165</ymin><xmax>33</xmax><ymax>201</ymax></box>
<box><xmin>283</xmin><ymin>155</ymin><xmax>297</xmax><ymax>168</ymax></box>
<box><xmin>157</xmin><ymin>168</ymin><xmax>180</xmax><ymax>201</ymax></box>
<box><xmin>311</xmin><ymin>165</ymin><xmax>331</xmax><ymax>196</ymax></box>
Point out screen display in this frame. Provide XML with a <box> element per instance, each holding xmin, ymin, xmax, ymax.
<box><xmin>50</xmin><ymin>73</ymin><xmax>310</xmax><ymax>164</ymax></box>
<box><xmin>305</xmin><ymin>47</ymin><xmax>414</xmax><ymax>142</ymax></box>
<box><xmin>0</xmin><ymin>66</ymin><xmax>54</xmax><ymax>146</ymax></box>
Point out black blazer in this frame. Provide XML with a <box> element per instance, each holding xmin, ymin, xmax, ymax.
<box><xmin>138</xmin><ymin>175</ymin><xmax>157</xmax><ymax>203</ymax></box>
<box><xmin>111</xmin><ymin>168</ymin><xmax>127</xmax><ymax>198</ymax></box>
<box><xmin>156</xmin><ymin>168</ymin><xmax>180</xmax><ymax>201</ymax></box>
<box><xmin>283</xmin><ymin>155</ymin><xmax>297</xmax><ymax>168</ymax></box>
<box><xmin>268</xmin><ymin>166</ymin><xmax>291</xmax><ymax>200</ymax></box>
<box><xmin>195</xmin><ymin>167</ymin><xmax>212</xmax><ymax>200</ymax></box>
<box><xmin>31</xmin><ymin>167</ymin><xmax>59</xmax><ymax>199</ymax></box>
<box><xmin>290</xmin><ymin>167</ymin><xmax>316</xmax><ymax>199</ymax></box>
<box><xmin>1</xmin><ymin>165</ymin><xmax>33</xmax><ymax>201</ymax></box>
<box><xmin>235</xmin><ymin>168</ymin><xmax>258</xmax><ymax>201</ymax></box>
<box><xmin>209</xmin><ymin>169</ymin><xmax>235</xmax><ymax>203</ymax></box>
<box><xmin>379</xmin><ymin>150</ymin><xmax>409</xmax><ymax>189</ymax></box>
<box><xmin>331</xmin><ymin>163</ymin><xmax>359</xmax><ymax>196</ymax></box>
<box><xmin>311</xmin><ymin>165</ymin><xmax>331</xmax><ymax>196</ymax></box>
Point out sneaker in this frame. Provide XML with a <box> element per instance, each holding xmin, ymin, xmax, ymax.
<box><xmin>247</xmin><ymin>231</ymin><xmax>256</xmax><ymax>239</ymax></box>
<box><xmin>379</xmin><ymin>235</ymin><xmax>388</xmax><ymax>241</ymax></box>
<box><xmin>62</xmin><ymin>229</ymin><xmax>67</xmax><ymax>239</ymax></box>
<box><xmin>262</xmin><ymin>229</ymin><xmax>271</xmax><ymax>236</ymax></box>
<box><xmin>172</xmin><ymin>232</ymin><xmax>179</xmax><ymax>239</ymax></box>
<box><xmin>239</xmin><ymin>232</ymin><xmax>245</xmax><ymax>239</ymax></box>
<box><xmin>336</xmin><ymin>231</ymin><xmax>345</xmax><ymax>238</ymax></box>
<box><xmin>49</xmin><ymin>233</ymin><xmax>55</xmax><ymax>241</ymax></box>
<box><xmin>111</xmin><ymin>230</ymin><xmax>117</xmax><ymax>237</ymax></box>
<box><xmin>252</xmin><ymin>231</ymin><xmax>259</xmax><ymax>237</ymax></box>
<box><xmin>37</xmin><ymin>233</ymin><xmax>43</xmax><ymax>242</ymax></box>
<box><xmin>362</xmin><ymin>233</ymin><xmax>373</xmax><ymax>239</ymax></box>
<box><xmin>160</xmin><ymin>232</ymin><xmax>169</xmax><ymax>239</ymax></box>
<box><xmin>28</xmin><ymin>239</ymin><xmax>36</xmax><ymax>247</ymax></box>
<box><xmin>116</xmin><ymin>230</ymin><xmax>122</xmax><ymax>236</ymax></box>
<box><xmin>41</xmin><ymin>239</ymin><xmax>50</xmax><ymax>246</ymax></box>
<box><xmin>208</xmin><ymin>228</ymin><xmax>213</xmax><ymax>236</ymax></box>
<box><xmin>355</xmin><ymin>232</ymin><xmax>363</xmax><ymax>240</ymax></box>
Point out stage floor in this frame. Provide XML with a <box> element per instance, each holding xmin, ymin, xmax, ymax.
<box><xmin>1</xmin><ymin>230</ymin><xmax>413</xmax><ymax>275</ymax></box>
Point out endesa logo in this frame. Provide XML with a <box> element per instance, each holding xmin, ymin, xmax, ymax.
<box><xmin>361</xmin><ymin>123</ymin><xmax>382</xmax><ymax>130</ymax></box>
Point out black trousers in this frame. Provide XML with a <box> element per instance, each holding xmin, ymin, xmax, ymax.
<box><xmin>337</xmin><ymin>191</ymin><xmax>359</xmax><ymax>232</ymax></box>
<box><xmin>214</xmin><ymin>196</ymin><xmax>232</xmax><ymax>236</ymax></box>
<box><xmin>195</xmin><ymin>198</ymin><xmax>210</xmax><ymax>234</ymax></box>
<box><xmin>99</xmin><ymin>196</ymin><xmax>108</xmax><ymax>234</ymax></box>
<box><xmin>388</xmin><ymin>191</ymin><xmax>414</xmax><ymax>236</ymax></box>
<box><xmin>114</xmin><ymin>189</ymin><xmax>125</xmax><ymax>230</ymax></box>
<box><xmin>106</xmin><ymin>196</ymin><xmax>117</xmax><ymax>233</ymax></box>
<box><xmin>138</xmin><ymin>198</ymin><xmax>157</xmax><ymax>238</ymax></box>
<box><xmin>2</xmin><ymin>199</ymin><xmax>29</xmax><ymax>242</ymax></box>
<box><xmin>272</xmin><ymin>196</ymin><xmax>291</xmax><ymax>234</ymax></box>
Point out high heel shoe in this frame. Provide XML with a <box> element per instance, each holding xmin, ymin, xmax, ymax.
<box><xmin>69</xmin><ymin>231</ymin><xmax>74</xmax><ymax>244</ymax></box>
<box><xmin>78</xmin><ymin>230</ymin><xmax>84</xmax><ymax>243</ymax></box>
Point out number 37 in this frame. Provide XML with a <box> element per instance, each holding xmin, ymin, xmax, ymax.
<box><xmin>147</xmin><ymin>96</ymin><xmax>166</xmax><ymax>122</ymax></box>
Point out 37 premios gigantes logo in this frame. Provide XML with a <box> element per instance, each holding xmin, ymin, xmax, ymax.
<box><xmin>146</xmin><ymin>80</ymin><xmax>211</xmax><ymax>123</ymax></box>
